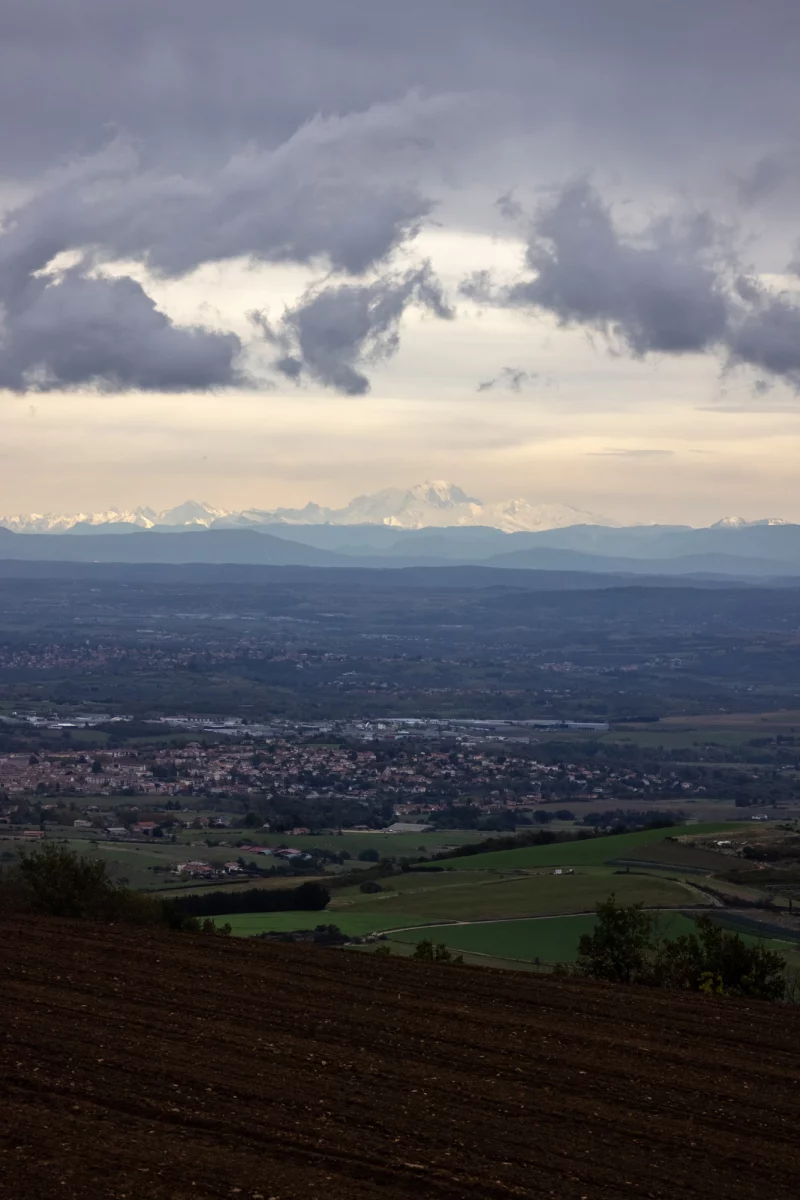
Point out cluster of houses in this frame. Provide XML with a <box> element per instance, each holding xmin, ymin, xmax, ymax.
<box><xmin>0</xmin><ymin>738</ymin><xmax>699</xmax><ymax>836</ymax></box>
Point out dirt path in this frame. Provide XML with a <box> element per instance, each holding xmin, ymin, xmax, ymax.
<box><xmin>3</xmin><ymin>917</ymin><xmax>800</xmax><ymax>1200</ymax></box>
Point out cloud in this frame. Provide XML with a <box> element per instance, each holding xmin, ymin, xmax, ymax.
<box><xmin>0</xmin><ymin>268</ymin><xmax>242</xmax><ymax>392</ymax></box>
<box><xmin>735</xmin><ymin>152</ymin><xmax>795</xmax><ymax>206</ymax></box>
<box><xmin>505</xmin><ymin>181</ymin><xmax>731</xmax><ymax>356</ymax></box>
<box><xmin>464</xmin><ymin>179</ymin><xmax>800</xmax><ymax>393</ymax></box>
<box><xmin>477</xmin><ymin>367</ymin><xmax>538</xmax><ymax>392</ymax></box>
<box><xmin>256</xmin><ymin>262</ymin><xmax>453</xmax><ymax>394</ymax></box>
<box><xmin>2</xmin><ymin>94</ymin><xmax>449</xmax><ymax>283</ymax></box>
<box><xmin>4</xmin><ymin>3</ymin><xmax>800</xmax><ymax>400</ymax></box>
<box><xmin>0</xmin><ymin>94</ymin><xmax>458</xmax><ymax>393</ymax></box>
<box><xmin>727</xmin><ymin>294</ymin><xmax>800</xmax><ymax>389</ymax></box>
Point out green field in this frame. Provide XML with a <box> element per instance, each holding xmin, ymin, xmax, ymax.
<box><xmin>212</xmin><ymin>911</ymin><xmax>430</xmax><ymax>937</ymax></box>
<box><xmin>330</xmin><ymin>871</ymin><xmax>702</xmax><ymax>923</ymax></box>
<box><xmin>387</xmin><ymin>911</ymin><xmax>703</xmax><ymax>962</ymax></box>
<box><xmin>214</xmin><ymin>830</ymin><xmax>491</xmax><ymax>857</ymax></box>
<box><xmin>215</xmin><ymin>866</ymin><xmax>707</xmax><ymax>943</ymax></box>
<box><xmin>383</xmin><ymin>910</ymin><xmax>800</xmax><ymax>966</ymax></box>
<box><xmin>453</xmin><ymin>823</ymin><xmax>741</xmax><ymax>872</ymax></box>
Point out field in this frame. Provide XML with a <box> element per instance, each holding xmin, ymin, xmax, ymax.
<box><xmin>3</xmin><ymin>917</ymin><xmax>800</xmax><ymax>1199</ymax></box>
<box><xmin>242</xmin><ymin>830</ymin><xmax>490</xmax><ymax>857</ymax></box>
<box><xmin>213</xmin><ymin>864</ymin><xmax>710</xmax><ymax>949</ymax></box>
<box><xmin>452</xmin><ymin>822</ymin><xmax>739</xmax><ymax>871</ymax></box>
<box><xmin>385</xmin><ymin>912</ymin><xmax>701</xmax><ymax>961</ymax></box>
<box><xmin>334</xmin><ymin>870</ymin><xmax>700</xmax><ymax>921</ymax></box>
<box><xmin>208</xmin><ymin>825</ymin><xmax>751</xmax><ymax>956</ymax></box>
<box><xmin>384</xmin><ymin>910</ymin><xmax>800</xmax><ymax>966</ymax></box>
<box><xmin>218</xmin><ymin>911</ymin><xmax>433</xmax><ymax>938</ymax></box>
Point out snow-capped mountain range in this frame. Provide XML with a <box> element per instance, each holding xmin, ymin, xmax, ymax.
<box><xmin>0</xmin><ymin>481</ymin><xmax>789</xmax><ymax>536</ymax></box>
<box><xmin>0</xmin><ymin>483</ymin><xmax>616</xmax><ymax>535</ymax></box>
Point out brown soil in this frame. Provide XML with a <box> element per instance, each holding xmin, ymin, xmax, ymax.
<box><xmin>2</xmin><ymin>918</ymin><xmax>800</xmax><ymax>1200</ymax></box>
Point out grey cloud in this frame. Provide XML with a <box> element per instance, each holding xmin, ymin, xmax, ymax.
<box><xmin>259</xmin><ymin>263</ymin><xmax>453</xmax><ymax>394</ymax></box>
<box><xmin>470</xmin><ymin>180</ymin><xmax>800</xmax><ymax>392</ymax></box>
<box><xmin>0</xmin><ymin>94</ymin><xmax>455</xmax><ymax>393</ymax></box>
<box><xmin>0</xmin><ymin>269</ymin><xmax>241</xmax><ymax>392</ymax></box>
<box><xmin>727</xmin><ymin>295</ymin><xmax>800</xmax><ymax>389</ymax></box>
<box><xmin>3</xmin><ymin>93</ymin><xmax>449</xmax><ymax>284</ymax></box>
<box><xmin>507</xmin><ymin>181</ymin><xmax>730</xmax><ymax>355</ymax></box>
<box><xmin>3</xmin><ymin>2</ymin><xmax>800</xmax><ymax>397</ymax></box>
<box><xmin>2</xmin><ymin>1</ymin><xmax>799</xmax><ymax>183</ymax></box>
<box><xmin>477</xmin><ymin>367</ymin><xmax>538</xmax><ymax>392</ymax></box>
<box><xmin>735</xmin><ymin>153</ymin><xmax>794</xmax><ymax>207</ymax></box>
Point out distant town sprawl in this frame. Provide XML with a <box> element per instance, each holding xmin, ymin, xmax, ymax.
<box><xmin>0</xmin><ymin>723</ymin><xmax>795</xmax><ymax>836</ymax></box>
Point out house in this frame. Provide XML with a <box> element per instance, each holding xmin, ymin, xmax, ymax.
<box><xmin>73</xmin><ymin>819</ymin><xmax>93</xmax><ymax>829</ymax></box>
<box><xmin>131</xmin><ymin>821</ymin><xmax>159</xmax><ymax>835</ymax></box>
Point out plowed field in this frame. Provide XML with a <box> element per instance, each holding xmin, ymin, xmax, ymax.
<box><xmin>2</xmin><ymin>918</ymin><xmax>800</xmax><ymax>1200</ymax></box>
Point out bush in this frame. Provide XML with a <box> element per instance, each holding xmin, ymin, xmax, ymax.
<box><xmin>359</xmin><ymin>880</ymin><xmax>383</xmax><ymax>894</ymax></box>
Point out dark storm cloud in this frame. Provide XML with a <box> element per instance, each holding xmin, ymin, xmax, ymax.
<box><xmin>256</xmin><ymin>263</ymin><xmax>453</xmax><ymax>394</ymax></box>
<box><xmin>0</xmin><ymin>269</ymin><xmax>242</xmax><ymax>392</ymax></box>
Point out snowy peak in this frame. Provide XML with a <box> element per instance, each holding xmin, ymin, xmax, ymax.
<box><xmin>157</xmin><ymin>500</ymin><xmax>230</xmax><ymax>528</ymax></box>
<box><xmin>712</xmin><ymin>516</ymin><xmax>788</xmax><ymax>529</ymax></box>
<box><xmin>0</xmin><ymin>500</ymin><xmax>230</xmax><ymax>535</ymax></box>
<box><xmin>0</xmin><ymin>484</ymin><xmax>616</xmax><ymax>536</ymax></box>
<box><xmin>407</xmin><ymin>481</ymin><xmax>479</xmax><ymax>507</ymax></box>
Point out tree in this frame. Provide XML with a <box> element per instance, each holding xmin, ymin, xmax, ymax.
<box><xmin>576</xmin><ymin>895</ymin><xmax>788</xmax><ymax>1001</ymax></box>
<box><xmin>358</xmin><ymin>848</ymin><xmax>380</xmax><ymax>863</ymax></box>
<box><xmin>653</xmin><ymin>916</ymin><xmax>787</xmax><ymax>1001</ymax></box>
<box><xmin>359</xmin><ymin>880</ymin><xmax>383</xmax><ymax>894</ymax></box>
<box><xmin>576</xmin><ymin>895</ymin><xmax>656</xmax><ymax>985</ymax></box>
<box><xmin>0</xmin><ymin>844</ymin><xmax>199</xmax><ymax>931</ymax></box>
<box><xmin>91</xmin><ymin>759</ymin><xmax>104</xmax><ymax>775</ymax></box>
<box><xmin>13</xmin><ymin>842</ymin><xmax>119</xmax><ymax>919</ymax></box>
<box><xmin>412</xmin><ymin>940</ymin><xmax>459</xmax><ymax>963</ymax></box>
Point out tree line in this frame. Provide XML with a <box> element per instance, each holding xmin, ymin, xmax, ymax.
<box><xmin>170</xmin><ymin>880</ymin><xmax>330</xmax><ymax>918</ymax></box>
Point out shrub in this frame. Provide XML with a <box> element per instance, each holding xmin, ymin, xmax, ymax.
<box><xmin>359</xmin><ymin>880</ymin><xmax>383</xmax><ymax>894</ymax></box>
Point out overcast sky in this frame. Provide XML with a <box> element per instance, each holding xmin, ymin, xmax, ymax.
<box><xmin>3</xmin><ymin>0</ymin><xmax>800</xmax><ymax>523</ymax></box>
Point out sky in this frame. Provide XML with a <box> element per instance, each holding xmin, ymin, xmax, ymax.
<box><xmin>3</xmin><ymin>0</ymin><xmax>800</xmax><ymax>524</ymax></box>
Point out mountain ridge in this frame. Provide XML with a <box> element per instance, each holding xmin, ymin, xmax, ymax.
<box><xmin>0</xmin><ymin>482</ymin><xmax>615</xmax><ymax>535</ymax></box>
